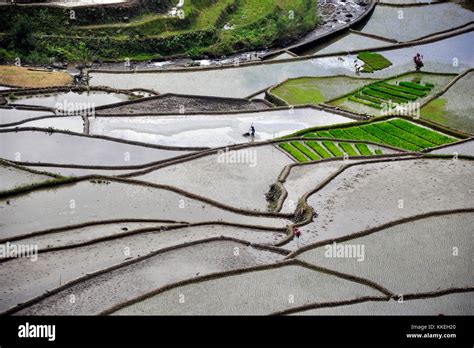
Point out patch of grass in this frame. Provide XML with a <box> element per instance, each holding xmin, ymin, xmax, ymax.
<box><xmin>270</xmin><ymin>77</ymin><xmax>324</xmax><ymax>105</ymax></box>
<box><xmin>338</xmin><ymin>142</ymin><xmax>358</xmax><ymax>156</ymax></box>
<box><xmin>305</xmin><ymin>141</ymin><xmax>332</xmax><ymax>158</ymax></box>
<box><xmin>388</xmin><ymin>119</ymin><xmax>457</xmax><ymax>145</ymax></box>
<box><xmin>290</xmin><ymin>141</ymin><xmax>320</xmax><ymax>161</ymax></box>
<box><xmin>0</xmin><ymin>176</ymin><xmax>76</xmax><ymax>199</ymax></box>
<box><xmin>0</xmin><ymin>65</ymin><xmax>72</xmax><ymax>88</ymax></box>
<box><xmin>420</xmin><ymin>98</ymin><xmax>447</xmax><ymax>120</ymax></box>
<box><xmin>355</xmin><ymin>143</ymin><xmax>372</xmax><ymax>156</ymax></box>
<box><xmin>278</xmin><ymin>142</ymin><xmax>308</xmax><ymax>162</ymax></box>
<box><xmin>374</xmin><ymin>149</ymin><xmax>383</xmax><ymax>155</ymax></box>
<box><xmin>357</xmin><ymin>51</ymin><xmax>392</xmax><ymax>73</ymax></box>
<box><xmin>322</xmin><ymin>141</ymin><xmax>344</xmax><ymax>157</ymax></box>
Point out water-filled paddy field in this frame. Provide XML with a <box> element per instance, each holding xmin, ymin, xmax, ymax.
<box><xmin>0</xmin><ymin>1</ymin><xmax>472</xmax><ymax>319</ymax></box>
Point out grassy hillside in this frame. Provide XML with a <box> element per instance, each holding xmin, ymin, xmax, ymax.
<box><xmin>0</xmin><ymin>0</ymin><xmax>318</xmax><ymax>63</ymax></box>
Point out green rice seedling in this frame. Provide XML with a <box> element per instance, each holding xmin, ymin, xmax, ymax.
<box><xmin>279</xmin><ymin>143</ymin><xmax>309</xmax><ymax>163</ymax></box>
<box><xmin>348</xmin><ymin>95</ymin><xmax>383</xmax><ymax>109</ymax></box>
<box><xmin>306</xmin><ymin>141</ymin><xmax>332</xmax><ymax>158</ymax></box>
<box><xmin>377</xmin><ymin>82</ymin><xmax>427</xmax><ymax>97</ymax></box>
<box><xmin>362</xmin><ymin>88</ymin><xmax>408</xmax><ymax>104</ymax></box>
<box><xmin>322</xmin><ymin>141</ymin><xmax>344</xmax><ymax>157</ymax></box>
<box><xmin>291</xmin><ymin>142</ymin><xmax>320</xmax><ymax>161</ymax></box>
<box><xmin>356</xmin><ymin>93</ymin><xmax>385</xmax><ymax>105</ymax></box>
<box><xmin>372</xmin><ymin>122</ymin><xmax>436</xmax><ymax>148</ymax></box>
<box><xmin>339</xmin><ymin>142</ymin><xmax>358</xmax><ymax>156</ymax></box>
<box><xmin>357</xmin><ymin>51</ymin><xmax>392</xmax><ymax>72</ymax></box>
<box><xmin>355</xmin><ymin>143</ymin><xmax>372</xmax><ymax>156</ymax></box>
<box><xmin>328</xmin><ymin>128</ymin><xmax>352</xmax><ymax>139</ymax></box>
<box><xmin>399</xmin><ymin>81</ymin><xmax>432</xmax><ymax>91</ymax></box>
<box><xmin>369</xmin><ymin>85</ymin><xmax>418</xmax><ymax>101</ymax></box>
<box><xmin>343</xmin><ymin>127</ymin><xmax>384</xmax><ymax>144</ymax></box>
<box><xmin>361</xmin><ymin>124</ymin><xmax>422</xmax><ymax>151</ymax></box>
<box><xmin>374</xmin><ymin>149</ymin><xmax>383</xmax><ymax>155</ymax></box>
<box><xmin>388</xmin><ymin>119</ymin><xmax>457</xmax><ymax>145</ymax></box>
<box><xmin>313</xmin><ymin>131</ymin><xmax>334</xmax><ymax>138</ymax></box>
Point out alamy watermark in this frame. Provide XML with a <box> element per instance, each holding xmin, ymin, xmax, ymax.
<box><xmin>324</xmin><ymin>242</ymin><xmax>365</xmax><ymax>262</ymax></box>
<box><xmin>0</xmin><ymin>242</ymin><xmax>38</xmax><ymax>262</ymax></box>
<box><xmin>217</xmin><ymin>147</ymin><xmax>257</xmax><ymax>168</ymax></box>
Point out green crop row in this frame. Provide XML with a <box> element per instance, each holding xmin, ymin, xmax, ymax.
<box><xmin>328</xmin><ymin>128</ymin><xmax>353</xmax><ymax>139</ymax></box>
<box><xmin>303</xmin><ymin>130</ymin><xmax>333</xmax><ymax>138</ymax></box>
<box><xmin>305</xmin><ymin>141</ymin><xmax>332</xmax><ymax>158</ymax></box>
<box><xmin>362</xmin><ymin>88</ymin><xmax>408</xmax><ymax>104</ymax></box>
<box><xmin>399</xmin><ymin>81</ymin><xmax>432</xmax><ymax>91</ymax></box>
<box><xmin>348</xmin><ymin>95</ymin><xmax>383</xmax><ymax>109</ymax></box>
<box><xmin>355</xmin><ymin>143</ymin><xmax>372</xmax><ymax>156</ymax></box>
<box><xmin>369</xmin><ymin>85</ymin><xmax>418</xmax><ymax>101</ymax></box>
<box><xmin>360</xmin><ymin>124</ymin><xmax>421</xmax><ymax>151</ymax></box>
<box><xmin>339</xmin><ymin>142</ymin><xmax>358</xmax><ymax>156</ymax></box>
<box><xmin>279</xmin><ymin>143</ymin><xmax>308</xmax><ymax>162</ymax></box>
<box><xmin>291</xmin><ymin>141</ymin><xmax>320</xmax><ymax>161</ymax></box>
<box><xmin>372</xmin><ymin>122</ymin><xmax>435</xmax><ymax>148</ymax></box>
<box><xmin>356</xmin><ymin>93</ymin><xmax>384</xmax><ymax>105</ymax></box>
<box><xmin>388</xmin><ymin>119</ymin><xmax>456</xmax><ymax>145</ymax></box>
<box><xmin>357</xmin><ymin>51</ymin><xmax>392</xmax><ymax>72</ymax></box>
<box><xmin>343</xmin><ymin>127</ymin><xmax>384</xmax><ymax>144</ymax></box>
<box><xmin>322</xmin><ymin>141</ymin><xmax>344</xmax><ymax>157</ymax></box>
<box><xmin>377</xmin><ymin>82</ymin><xmax>427</xmax><ymax>97</ymax></box>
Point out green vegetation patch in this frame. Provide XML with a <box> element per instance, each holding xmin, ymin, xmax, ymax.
<box><xmin>322</xmin><ymin>141</ymin><xmax>344</xmax><ymax>157</ymax></box>
<box><xmin>296</xmin><ymin>118</ymin><xmax>459</xmax><ymax>151</ymax></box>
<box><xmin>305</xmin><ymin>141</ymin><xmax>332</xmax><ymax>158</ymax></box>
<box><xmin>0</xmin><ymin>0</ymin><xmax>318</xmax><ymax>63</ymax></box>
<box><xmin>291</xmin><ymin>141</ymin><xmax>320</xmax><ymax>161</ymax></box>
<box><xmin>357</xmin><ymin>51</ymin><xmax>392</xmax><ymax>73</ymax></box>
<box><xmin>278</xmin><ymin>143</ymin><xmax>308</xmax><ymax>162</ymax></box>
<box><xmin>338</xmin><ymin>142</ymin><xmax>358</xmax><ymax>156</ymax></box>
<box><xmin>355</xmin><ymin>143</ymin><xmax>372</xmax><ymax>156</ymax></box>
<box><xmin>388</xmin><ymin>119</ymin><xmax>457</xmax><ymax>145</ymax></box>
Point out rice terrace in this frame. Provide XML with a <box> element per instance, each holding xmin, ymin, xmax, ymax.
<box><xmin>0</xmin><ymin>0</ymin><xmax>473</xmax><ymax>333</ymax></box>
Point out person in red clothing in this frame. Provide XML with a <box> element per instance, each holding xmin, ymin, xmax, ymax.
<box><xmin>414</xmin><ymin>53</ymin><xmax>424</xmax><ymax>71</ymax></box>
<box><xmin>293</xmin><ymin>227</ymin><xmax>302</xmax><ymax>247</ymax></box>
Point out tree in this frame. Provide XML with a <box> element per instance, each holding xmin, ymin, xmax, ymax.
<box><xmin>10</xmin><ymin>17</ymin><xmax>36</xmax><ymax>53</ymax></box>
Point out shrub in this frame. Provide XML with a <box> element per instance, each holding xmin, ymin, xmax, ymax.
<box><xmin>306</xmin><ymin>141</ymin><xmax>332</xmax><ymax>158</ymax></box>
